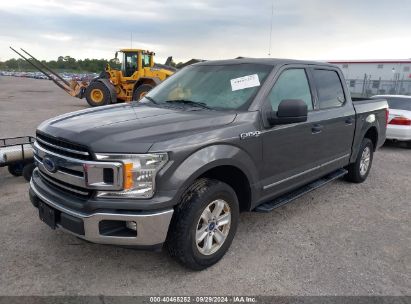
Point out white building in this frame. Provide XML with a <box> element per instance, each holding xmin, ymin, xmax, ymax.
<box><xmin>328</xmin><ymin>60</ymin><xmax>411</xmax><ymax>97</ymax></box>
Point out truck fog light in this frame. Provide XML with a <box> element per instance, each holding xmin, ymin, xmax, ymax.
<box><xmin>126</xmin><ymin>221</ymin><xmax>137</xmax><ymax>231</ymax></box>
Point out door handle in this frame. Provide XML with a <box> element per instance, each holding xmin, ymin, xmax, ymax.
<box><xmin>311</xmin><ymin>124</ymin><xmax>323</xmax><ymax>134</ymax></box>
<box><xmin>345</xmin><ymin>117</ymin><xmax>354</xmax><ymax>125</ymax></box>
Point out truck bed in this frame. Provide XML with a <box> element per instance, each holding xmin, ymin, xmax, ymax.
<box><xmin>352</xmin><ymin>97</ymin><xmax>387</xmax><ymax>114</ymax></box>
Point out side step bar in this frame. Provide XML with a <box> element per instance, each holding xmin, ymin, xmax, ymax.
<box><xmin>254</xmin><ymin>168</ymin><xmax>348</xmax><ymax>213</ymax></box>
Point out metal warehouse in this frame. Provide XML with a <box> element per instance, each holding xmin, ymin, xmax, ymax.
<box><xmin>329</xmin><ymin>60</ymin><xmax>411</xmax><ymax>97</ymax></box>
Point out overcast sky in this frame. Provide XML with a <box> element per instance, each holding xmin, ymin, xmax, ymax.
<box><xmin>0</xmin><ymin>0</ymin><xmax>410</xmax><ymax>63</ymax></box>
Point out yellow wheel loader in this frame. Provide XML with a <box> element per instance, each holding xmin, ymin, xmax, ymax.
<box><xmin>85</xmin><ymin>49</ymin><xmax>176</xmax><ymax>106</ymax></box>
<box><xmin>10</xmin><ymin>47</ymin><xmax>176</xmax><ymax>107</ymax></box>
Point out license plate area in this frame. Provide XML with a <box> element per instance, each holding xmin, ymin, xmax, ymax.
<box><xmin>39</xmin><ymin>202</ymin><xmax>56</xmax><ymax>229</ymax></box>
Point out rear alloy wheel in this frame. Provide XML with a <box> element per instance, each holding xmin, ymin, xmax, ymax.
<box><xmin>345</xmin><ymin>138</ymin><xmax>374</xmax><ymax>183</ymax></box>
<box><xmin>359</xmin><ymin>146</ymin><xmax>371</xmax><ymax>176</ymax></box>
<box><xmin>132</xmin><ymin>84</ymin><xmax>153</xmax><ymax>101</ymax></box>
<box><xmin>85</xmin><ymin>82</ymin><xmax>111</xmax><ymax>107</ymax></box>
<box><xmin>167</xmin><ymin>178</ymin><xmax>239</xmax><ymax>270</ymax></box>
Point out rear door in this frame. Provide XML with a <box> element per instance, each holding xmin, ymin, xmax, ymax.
<box><xmin>308</xmin><ymin>68</ymin><xmax>355</xmax><ymax>165</ymax></box>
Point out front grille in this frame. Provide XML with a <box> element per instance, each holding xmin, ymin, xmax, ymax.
<box><xmin>36</xmin><ymin>132</ymin><xmax>92</xmax><ymax>160</ymax></box>
<box><xmin>38</xmin><ymin>170</ymin><xmax>92</xmax><ymax>199</ymax></box>
<box><xmin>34</xmin><ymin>132</ymin><xmax>123</xmax><ymax>199</ymax></box>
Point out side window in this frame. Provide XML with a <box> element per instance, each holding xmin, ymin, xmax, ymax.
<box><xmin>268</xmin><ymin>69</ymin><xmax>313</xmax><ymax>111</ymax></box>
<box><xmin>142</xmin><ymin>54</ymin><xmax>151</xmax><ymax>68</ymax></box>
<box><xmin>313</xmin><ymin>69</ymin><xmax>346</xmax><ymax>109</ymax></box>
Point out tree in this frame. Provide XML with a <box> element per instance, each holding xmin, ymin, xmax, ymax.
<box><xmin>0</xmin><ymin>56</ymin><xmax>121</xmax><ymax>73</ymax></box>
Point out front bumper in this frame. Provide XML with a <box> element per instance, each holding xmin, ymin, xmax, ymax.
<box><xmin>29</xmin><ymin>178</ymin><xmax>174</xmax><ymax>247</ymax></box>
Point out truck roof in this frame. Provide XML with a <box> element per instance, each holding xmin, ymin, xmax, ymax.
<box><xmin>195</xmin><ymin>58</ymin><xmax>335</xmax><ymax>67</ymax></box>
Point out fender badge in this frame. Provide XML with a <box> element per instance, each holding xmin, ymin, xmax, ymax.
<box><xmin>240</xmin><ymin>131</ymin><xmax>261</xmax><ymax>140</ymax></box>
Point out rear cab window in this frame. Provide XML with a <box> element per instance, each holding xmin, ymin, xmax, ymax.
<box><xmin>312</xmin><ymin>69</ymin><xmax>346</xmax><ymax>109</ymax></box>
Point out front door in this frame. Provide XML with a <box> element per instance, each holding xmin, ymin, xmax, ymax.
<box><xmin>260</xmin><ymin>67</ymin><xmax>325</xmax><ymax>201</ymax></box>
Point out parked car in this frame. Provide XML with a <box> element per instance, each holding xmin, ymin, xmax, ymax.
<box><xmin>371</xmin><ymin>95</ymin><xmax>411</xmax><ymax>147</ymax></box>
<box><xmin>29</xmin><ymin>58</ymin><xmax>388</xmax><ymax>270</ymax></box>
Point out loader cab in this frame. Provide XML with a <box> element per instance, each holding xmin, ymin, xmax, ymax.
<box><xmin>118</xmin><ymin>49</ymin><xmax>155</xmax><ymax>78</ymax></box>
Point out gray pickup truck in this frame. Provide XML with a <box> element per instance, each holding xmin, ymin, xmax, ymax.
<box><xmin>29</xmin><ymin>58</ymin><xmax>388</xmax><ymax>270</ymax></box>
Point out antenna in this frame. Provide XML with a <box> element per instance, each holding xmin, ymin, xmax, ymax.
<box><xmin>268</xmin><ymin>1</ymin><xmax>274</xmax><ymax>56</ymax></box>
<box><xmin>130</xmin><ymin>32</ymin><xmax>133</xmax><ymax>49</ymax></box>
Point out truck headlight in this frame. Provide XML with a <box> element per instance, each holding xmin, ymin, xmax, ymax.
<box><xmin>95</xmin><ymin>153</ymin><xmax>168</xmax><ymax>199</ymax></box>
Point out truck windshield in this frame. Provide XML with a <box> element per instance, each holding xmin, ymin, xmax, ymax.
<box><xmin>142</xmin><ymin>64</ymin><xmax>273</xmax><ymax>110</ymax></box>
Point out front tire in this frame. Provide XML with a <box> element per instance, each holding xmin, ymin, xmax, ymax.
<box><xmin>85</xmin><ymin>82</ymin><xmax>111</xmax><ymax>107</ymax></box>
<box><xmin>166</xmin><ymin>178</ymin><xmax>239</xmax><ymax>270</ymax></box>
<box><xmin>345</xmin><ymin>138</ymin><xmax>374</xmax><ymax>183</ymax></box>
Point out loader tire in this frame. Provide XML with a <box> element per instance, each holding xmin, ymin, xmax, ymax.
<box><xmin>85</xmin><ymin>82</ymin><xmax>111</xmax><ymax>107</ymax></box>
<box><xmin>132</xmin><ymin>84</ymin><xmax>153</xmax><ymax>101</ymax></box>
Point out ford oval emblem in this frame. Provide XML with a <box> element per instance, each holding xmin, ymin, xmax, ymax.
<box><xmin>43</xmin><ymin>156</ymin><xmax>57</xmax><ymax>173</ymax></box>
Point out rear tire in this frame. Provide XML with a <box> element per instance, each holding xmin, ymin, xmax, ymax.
<box><xmin>132</xmin><ymin>84</ymin><xmax>153</xmax><ymax>101</ymax></box>
<box><xmin>166</xmin><ymin>178</ymin><xmax>239</xmax><ymax>270</ymax></box>
<box><xmin>23</xmin><ymin>163</ymin><xmax>36</xmax><ymax>182</ymax></box>
<box><xmin>8</xmin><ymin>163</ymin><xmax>24</xmax><ymax>176</ymax></box>
<box><xmin>345</xmin><ymin>138</ymin><xmax>374</xmax><ymax>183</ymax></box>
<box><xmin>85</xmin><ymin>81</ymin><xmax>111</xmax><ymax>107</ymax></box>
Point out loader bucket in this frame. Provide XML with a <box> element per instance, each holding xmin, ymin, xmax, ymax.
<box><xmin>9</xmin><ymin>46</ymin><xmax>87</xmax><ymax>99</ymax></box>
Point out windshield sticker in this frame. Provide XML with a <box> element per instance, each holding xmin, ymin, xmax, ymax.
<box><xmin>230</xmin><ymin>74</ymin><xmax>260</xmax><ymax>91</ymax></box>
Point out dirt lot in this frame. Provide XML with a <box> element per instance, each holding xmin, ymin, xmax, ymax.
<box><xmin>0</xmin><ymin>77</ymin><xmax>410</xmax><ymax>296</ymax></box>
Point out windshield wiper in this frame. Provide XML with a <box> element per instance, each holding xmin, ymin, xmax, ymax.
<box><xmin>143</xmin><ymin>96</ymin><xmax>158</xmax><ymax>104</ymax></box>
<box><xmin>164</xmin><ymin>99</ymin><xmax>212</xmax><ymax>110</ymax></box>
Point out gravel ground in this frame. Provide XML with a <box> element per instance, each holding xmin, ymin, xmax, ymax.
<box><xmin>0</xmin><ymin>77</ymin><xmax>410</xmax><ymax>296</ymax></box>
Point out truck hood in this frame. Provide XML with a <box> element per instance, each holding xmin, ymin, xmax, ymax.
<box><xmin>37</xmin><ymin>103</ymin><xmax>236</xmax><ymax>153</ymax></box>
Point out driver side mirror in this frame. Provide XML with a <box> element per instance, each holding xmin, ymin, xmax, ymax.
<box><xmin>268</xmin><ymin>99</ymin><xmax>308</xmax><ymax>125</ymax></box>
<box><xmin>115</xmin><ymin>51</ymin><xmax>118</xmax><ymax>59</ymax></box>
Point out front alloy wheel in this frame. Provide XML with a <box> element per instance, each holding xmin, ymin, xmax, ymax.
<box><xmin>196</xmin><ymin>199</ymin><xmax>231</xmax><ymax>256</ymax></box>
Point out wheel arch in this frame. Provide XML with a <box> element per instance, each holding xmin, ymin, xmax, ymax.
<box><xmin>364</xmin><ymin>126</ymin><xmax>378</xmax><ymax>151</ymax></box>
<box><xmin>133</xmin><ymin>77</ymin><xmax>161</xmax><ymax>92</ymax></box>
<box><xmin>198</xmin><ymin>165</ymin><xmax>252</xmax><ymax>212</ymax></box>
<box><xmin>350</xmin><ymin>117</ymin><xmax>381</xmax><ymax>163</ymax></box>
<box><xmin>161</xmin><ymin>145</ymin><xmax>258</xmax><ymax>212</ymax></box>
<box><xmin>93</xmin><ymin>78</ymin><xmax>117</xmax><ymax>102</ymax></box>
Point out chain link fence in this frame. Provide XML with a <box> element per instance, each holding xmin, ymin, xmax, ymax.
<box><xmin>345</xmin><ymin>76</ymin><xmax>411</xmax><ymax>97</ymax></box>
